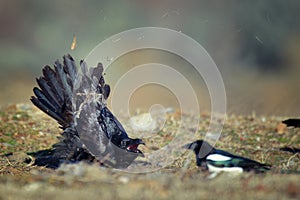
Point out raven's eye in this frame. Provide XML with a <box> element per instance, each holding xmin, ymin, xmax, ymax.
<box><xmin>121</xmin><ymin>139</ymin><xmax>130</xmax><ymax>148</ymax></box>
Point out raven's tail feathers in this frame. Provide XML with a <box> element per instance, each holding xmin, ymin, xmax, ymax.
<box><xmin>31</xmin><ymin>55</ymin><xmax>110</xmax><ymax>129</ymax></box>
<box><xmin>31</xmin><ymin>55</ymin><xmax>78</xmax><ymax>128</ymax></box>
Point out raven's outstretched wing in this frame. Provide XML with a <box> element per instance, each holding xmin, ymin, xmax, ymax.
<box><xmin>31</xmin><ymin>55</ymin><xmax>109</xmax><ymax>166</ymax></box>
<box><xmin>31</xmin><ymin>55</ymin><xmax>143</xmax><ymax>168</ymax></box>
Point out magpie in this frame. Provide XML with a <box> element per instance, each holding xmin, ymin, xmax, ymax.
<box><xmin>30</xmin><ymin>55</ymin><xmax>144</xmax><ymax>169</ymax></box>
<box><xmin>184</xmin><ymin>140</ymin><xmax>271</xmax><ymax>174</ymax></box>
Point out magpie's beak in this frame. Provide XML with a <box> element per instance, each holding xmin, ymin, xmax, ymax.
<box><xmin>182</xmin><ymin>142</ymin><xmax>194</xmax><ymax>150</ymax></box>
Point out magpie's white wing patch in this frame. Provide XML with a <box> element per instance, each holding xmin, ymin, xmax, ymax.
<box><xmin>207</xmin><ymin>154</ymin><xmax>231</xmax><ymax>162</ymax></box>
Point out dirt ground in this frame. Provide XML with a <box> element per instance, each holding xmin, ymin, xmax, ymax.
<box><xmin>0</xmin><ymin>104</ymin><xmax>299</xmax><ymax>200</ymax></box>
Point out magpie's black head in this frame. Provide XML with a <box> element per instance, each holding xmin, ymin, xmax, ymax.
<box><xmin>184</xmin><ymin>140</ymin><xmax>208</xmax><ymax>151</ymax></box>
<box><xmin>183</xmin><ymin>140</ymin><xmax>215</xmax><ymax>157</ymax></box>
<box><xmin>121</xmin><ymin>138</ymin><xmax>145</xmax><ymax>157</ymax></box>
<box><xmin>183</xmin><ymin>140</ymin><xmax>215</xmax><ymax>167</ymax></box>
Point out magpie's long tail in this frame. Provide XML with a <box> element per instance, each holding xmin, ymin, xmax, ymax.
<box><xmin>253</xmin><ymin>163</ymin><xmax>272</xmax><ymax>173</ymax></box>
<box><xmin>30</xmin><ymin>55</ymin><xmax>77</xmax><ymax>129</ymax></box>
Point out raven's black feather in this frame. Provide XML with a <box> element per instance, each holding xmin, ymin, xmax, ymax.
<box><xmin>30</xmin><ymin>55</ymin><xmax>144</xmax><ymax>169</ymax></box>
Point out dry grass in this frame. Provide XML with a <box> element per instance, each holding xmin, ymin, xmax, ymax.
<box><xmin>0</xmin><ymin>104</ymin><xmax>299</xmax><ymax>200</ymax></box>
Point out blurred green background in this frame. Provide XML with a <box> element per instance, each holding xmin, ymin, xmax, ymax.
<box><xmin>0</xmin><ymin>0</ymin><xmax>299</xmax><ymax>116</ymax></box>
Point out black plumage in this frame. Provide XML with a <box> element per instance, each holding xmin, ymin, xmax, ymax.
<box><xmin>30</xmin><ymin>55</ymin><xmax>144</xmax><ymax>169</ymax></box>
<box><xmin>282</xmin><ymin>119</ymin><xmax>300</xmax><ymax>128</ymax></box>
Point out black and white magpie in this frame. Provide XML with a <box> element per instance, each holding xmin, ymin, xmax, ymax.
<box><xmin>184</xmin><ymin>140</ymin><xmax>271</xmax><ymax>174</ymax></box>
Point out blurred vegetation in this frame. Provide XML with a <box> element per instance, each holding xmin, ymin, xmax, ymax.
<box><xmin>0</xmin><ymin>0</ymin><xmax>300</xmax><ymax>115</ymax></box>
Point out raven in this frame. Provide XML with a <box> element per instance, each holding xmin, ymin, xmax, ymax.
<box><xmin>184</xmin><ymin>140</ymin><xmax>271</xmax><ymax>174</ymax></box>
<box><xmin>30</xmin><ymin>55</ymin><xmax>144</xmax><ymax>169</ymax></box>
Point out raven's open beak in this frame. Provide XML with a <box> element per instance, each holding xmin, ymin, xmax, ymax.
<box><xmin>126</xmin><ymin>139</ymin><xmax>145</xmax><ymax>157</ymax></box>
<box><xmin>139</xmin><ymin>140</ymin><xmax>145</xmax><ymax>146</ymax></box>
<box><xmin>138</xmin><ymin>139</ymin><xmax>145</xmax><ymax>157</ymax></box>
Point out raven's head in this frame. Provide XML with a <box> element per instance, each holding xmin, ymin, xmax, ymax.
<box><xmin>121</xmin><ymin>138</ymin><xmax>145</xmax><ymax>157</ymax></box>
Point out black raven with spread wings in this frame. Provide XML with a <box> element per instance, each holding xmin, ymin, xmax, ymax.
<box><xmin>30</xmin><ymin>55</ymin><xmax>144</xmax><ymax>169</ymax></box>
